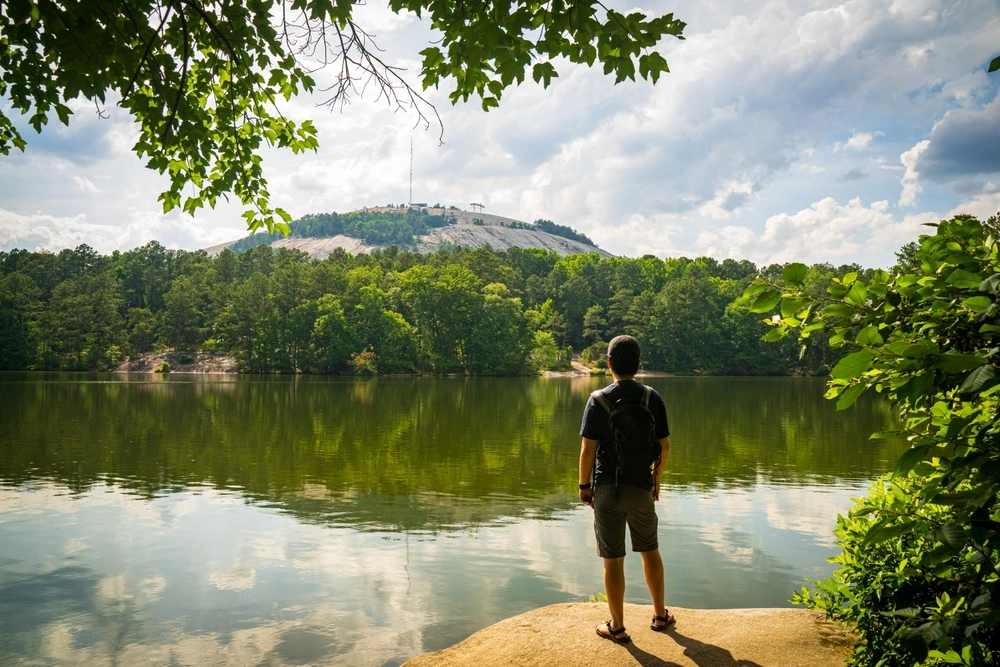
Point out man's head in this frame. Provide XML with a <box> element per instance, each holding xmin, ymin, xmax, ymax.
<box><xmin>606</xmin><ymin>335</ymin><xmax>641</xmax><ymax>377</ymax></box>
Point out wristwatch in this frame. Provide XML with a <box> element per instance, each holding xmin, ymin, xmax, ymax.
<box><xmin>579</xmin><ymin>483</ymin><xmax>592</xmax><ymax>490</ymax></box>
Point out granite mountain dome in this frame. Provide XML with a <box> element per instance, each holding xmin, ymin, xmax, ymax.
<box><xmin>205</xmin><ymin>206</ymin><xmax>612</xmax><ymax>259</ymax></box>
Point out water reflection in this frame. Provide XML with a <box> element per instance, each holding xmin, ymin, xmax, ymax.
<box><xmin>0</xmin><ymin>375</ymin><xmax>901</xmax><ymax>530</ymax></box>
<box><xmin>0</xmin><ymin>375</ymin><xmax>906</xmax><ymax>666</ymax></box>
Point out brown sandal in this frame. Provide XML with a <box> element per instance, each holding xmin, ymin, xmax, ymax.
<box><xmin>651</xmin><ymin>611</ymin><xmax>676</xmax><ymax>631</ymax></box>
<box><xmin>596</xmin><ymin>620</ymin><xmax>631</xmax><ymax>643</ymax></box>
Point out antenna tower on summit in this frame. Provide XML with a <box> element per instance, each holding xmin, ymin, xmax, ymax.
<box><xmin>470</xmin><ymin>202</ymin><xmax>485</xmax><ymax>213</ymax></box>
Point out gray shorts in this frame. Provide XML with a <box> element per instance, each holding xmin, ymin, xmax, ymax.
<box><xmin>593</xmin><ymin>483</ymin><xmax>659</xmax><ymax>559</ymax></box>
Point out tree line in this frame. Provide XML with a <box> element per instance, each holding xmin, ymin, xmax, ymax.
<box><xmin>0</xmin><ymin>241</ymin><xmax>891</xmax><ymax>375</ymax></box>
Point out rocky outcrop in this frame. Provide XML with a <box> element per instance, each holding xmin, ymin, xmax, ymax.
<box><xmin>403</xmin><ymin>603</ymin><xmax>853</xmax><ymax>667</ymax></box>
<box><xmin>417</xmin><ymin>223</ymin><xmax>610</xmax><ymax>257</ymax></box>
<box><xmin>113</xmin><ymin>351</ymin><xmax>237</xmax><ymax>373</ymax></box>
<box><xmin>204</xmin><ymin>207</ymin><xmax>611</xmax><ymax>259</ymax></box>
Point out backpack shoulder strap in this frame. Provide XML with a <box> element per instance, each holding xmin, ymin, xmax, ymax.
<box><xmin>591</xmin><ymin>389</ymin><xmax>613</xmax><ymax>414</ymax></box>
<box><xmin>642</xmin><ymin>385</ymin><xmax>652</xmax><ymax>408</ymax></box>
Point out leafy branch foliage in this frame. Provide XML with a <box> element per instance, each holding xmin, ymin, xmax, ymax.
<box><xmin>0</xmin><ymin>0</ymin><xmax>685</xmax><ymax>233</ymax></box>
<box><xmin>746</xmin><ymin>214</ymin><xmax>1000</xmax><ymax>666</ymax></box>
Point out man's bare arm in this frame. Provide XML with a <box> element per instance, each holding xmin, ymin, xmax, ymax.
<box><xmin>579</xmin><ymin>437</ymin><xmax>598</xmax><ymax>507</ymax></box>
<box><xmin>652</xmin><ymin>436</ymin><xmax>670</xmax><ymax>501</ymax></box>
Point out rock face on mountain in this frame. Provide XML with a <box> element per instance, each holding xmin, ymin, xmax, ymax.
<box><xmin>205</xmin><ymin>207</ymin><xmax>612</xmax><ymax>259</ymax></box>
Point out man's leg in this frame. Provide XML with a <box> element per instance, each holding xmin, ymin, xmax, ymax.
<box><xmin>594</xmin><ymin>485</ymin><xmax>629</xmax><ymax>639</ymax></box>
<box><xmin>603</xmin><ymin>556</ymin><xmax>626</xmax><ymax>630</ymax></box>
<box><xmin>640</xmin><ymin>549</ymin><xmax>669</xmax><ymax>626</ymax></box>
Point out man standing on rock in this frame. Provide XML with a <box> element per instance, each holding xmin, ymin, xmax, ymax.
<box><xmin>578</xmin><ymin>335</ymin><xmax>674</xmax><ymax>643</ymax></box>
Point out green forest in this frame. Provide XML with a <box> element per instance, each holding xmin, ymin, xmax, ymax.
<box><xmin>0</xmin><ymin>238</ymin><xmax>897</xmax><ymax>375</ymax></box>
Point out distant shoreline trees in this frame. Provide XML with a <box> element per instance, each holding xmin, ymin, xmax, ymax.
<box><xmin>0</xmin><ymin>241</ymin><xmax>882</xmax><ymax>375</ymax></box>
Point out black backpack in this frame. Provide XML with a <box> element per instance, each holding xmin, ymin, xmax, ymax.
<box><xmin>591</xmin><ymin>385</ymin><xmax>662</xmax><ymax>487</ymax></box>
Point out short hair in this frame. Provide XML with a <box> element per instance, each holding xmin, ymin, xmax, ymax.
<box><xmin>607</xmin><ymin>335</ymin><xmax>640</xmax><ymax>376</ymax></box>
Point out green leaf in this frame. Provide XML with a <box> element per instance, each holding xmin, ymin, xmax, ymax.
<box><xmin>749</xmin><ymin>290</ymin><xmax>780</xmax><ymax>313</ymax></box>
<box><xmin>830</xmin><ymin>350</ymin><xmax>876</xmax><ymax>380</ymax></box>
<box><xmin>54</xmin><ymin>103</ymin><xmax>72</xmax><ymax>125</ymax></box>
<box><xmin>894</xmin><ymin>444</ymin><xmax>932</xmax><ymax>477</ymax></box>
<box><xmin>902</xmin><ymin>340</ymin><xmax>939</xmax><ymax>358</ymax></box>
<box><xmin>780</xmin><ymin>296</ymin><xmax>808</xmax><ymax>318</ymax></box>
<box><xmin>742</xmin><ymin>282</ymin><xmax>770</xmax><ymax>298</ymax></box>
<box><xmin>863</xmin><ymin>519</ymin><xmax>917</xmax><ymax>546</ymax></box>
<box><xmin>931</xmin><ymin>492</ymin><xmax>976</xmax><ymax>506</ymax></box>
<box><xmin>531</xmin><ymin>62</ymin><xmax>558</xmax><ymax>87</ymax></box>
<box><xmin>844</xmin><ymin>281</ymin><xmax>867</xmax><ymax>306</ymax></box>
<box><xmin>880</xmin><ymin>607</ymin><xmax>921</xmax><ymax>618</ymax></box>
<box><xmin>961</xmin><ymin>295</ymin><xmax>992</xmax><ymax>312</ymax></box>
<box><xmin>961</xmin><ymin>365</ymin><xmax>997</xmax><ymax>393</ymax></box>
<box><xmin>836</xmin><ymin>383</ymin><xmax>866</xmax><ymax>410</ymax></box>
<box><xmin>761</xmin><ymin>327</ymin><xmax>789</xmax><ymax>342</ymax></box>
<box><xmin>781</xmin><ymin>263</ymin><xmax>808</xmax><ymax>286</ymax></box>
<box><xmin>821</xmin><ymin>303</ymin><xmax>854</xmax><ymax>318</ymax></box>
<box><xmin>935</xmin><ymin>353</ymin><xmax>982</xmax><ymax>374</ymax></box>
<box><xmin>898</xmin><ymin>372</ymin><xmax>935</xmax><ymax>406</ymax></box>
<box><xmin>275</xmin><ymin>207</ymin><xmax>293</xmax><ymax>224</ymax></box>
<box><xmin>990</xmin><ymin>55</ymin><xmax>1000</xmax><ymax>73</ymax></box>
<box><xmin>979</xmin><ymin>273</ymin><xmax>1000</xmax><ymax>292</ymax></box>
<box><xmin>946</xmin><ymin>269</ymin><xmax>982</xmax><ymax>289</ymax></box>
<box><xmin>921</xmin><ymin>544</ymin><xmax>954</xmax><ymax>567</ymax></box>
<box><xmin>855</xmin><ymin>325</ymin><xmax>883</xmax><ymax>346</ymax></box>
<box><xmin>937</xmin><ymin>524</ymin><xmax>967</xmax><ymax>549</ymax></box>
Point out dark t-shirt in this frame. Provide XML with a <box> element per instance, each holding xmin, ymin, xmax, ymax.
<box><xmin>580</xmin><ymin>380</ymin><xmax>670</xmax><ymax>489</ymax></box>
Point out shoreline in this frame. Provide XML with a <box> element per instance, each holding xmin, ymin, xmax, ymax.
<box><xmin>403</xmin><ymin>602</ymin><xmax>853</xmax><ymax>667</ymax></box>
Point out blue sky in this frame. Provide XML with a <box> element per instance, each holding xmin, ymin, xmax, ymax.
<box><xmin>2</xmin><ymin>0</ymin><xmax>1000</xmax><ymax>268</ymax></box>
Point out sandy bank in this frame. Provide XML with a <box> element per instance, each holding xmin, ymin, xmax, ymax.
<box><xmin>403</xmin><ymin>602</ymin><xmax>852</xmax><ymax>667</ymax></box>
<box><xmin>542</xmin><ymin>365</ymin><xmax>675</xmax><ymax>378</ymax></box>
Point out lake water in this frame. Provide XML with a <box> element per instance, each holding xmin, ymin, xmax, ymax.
<box><xmin>0</xmin><ymin>375</ymin><xmax>906</xmax><ymax>666</ymax></box>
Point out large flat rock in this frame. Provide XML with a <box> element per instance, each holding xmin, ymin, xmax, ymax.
<box><xmin>403</xmin><ymin>603</ymin><xmax>852</xmax><ymax>667</ymax></box>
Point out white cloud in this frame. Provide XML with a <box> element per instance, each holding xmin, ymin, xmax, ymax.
<box><xmin>72</xmin><ymin>175</ymin><xmax>103</xmax><ymax>194</ymax></box>
<box><xmin>0</xmin><ymin>208</ymin><xmax>245</xmax><ymax>254</ymax></box>
<box><xmin>899</xmin><ymin>140</ymin><xmax>930</xmax><ymax>206</ymax></box>
<box><xmin>837</xmin><ymin>130</ymin><xmax>885</xmax><ymax>152</ymax></box>
<box><xmin>698</xmin><ymin>180</ymin><xmax>756</xmax><ymax>219</ymax></box>
<box><xmin>700</xmin><ymin>196</ymin><xmax>903</xmax><ymax>265</ymax></box>
<box><xmin>948</xmin><ymin>187</ymin><xmax>1000</xmax><ymax>220</ymax></box>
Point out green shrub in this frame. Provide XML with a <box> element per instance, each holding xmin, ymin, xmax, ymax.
<box><xmin>747</xmin><ymin>214</ymin><xmax>1000</xmax><ymax>666</ymax></box>
<box><xmin>200</xmin><ymin>338</ymin><xmax>223</xmax><ymax>353</ymax></box>
<box><xmin>349</xmin><ymin>349</ymin><xmax>378</xmax><ymax>375</ymax></box>
<box><xmin>580</xmin><ymin>341</ymin><xmax>607</xmax><ymax>367</ymax></box>
<box><xmin>102</xmin><ymin>344</ymin><xmax>124</xmax><ymax>369</ymax></box>
<box><xmin>529</xmin><ymin>331</ymin><xmax>560</xmax><ymax>372</ymax></box>
<box><xmin>178</xmin><ymin>353</ymin><xmax>195</xmax><ymax>365</ymax></box>
<box><xmin>154</xmin><ymin>361</ymin><xmax>170</xmax><ymax>373</ymax></box>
